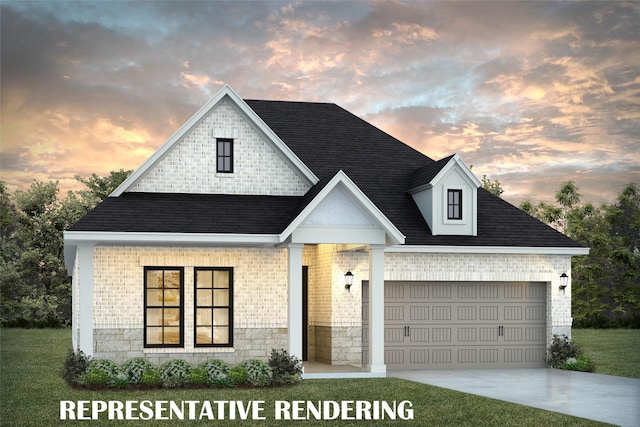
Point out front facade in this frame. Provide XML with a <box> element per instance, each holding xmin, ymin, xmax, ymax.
<box><xmin>64</xmin><ymin>85</ymin><xmax>587</xmax><ymax>375</ymax></box>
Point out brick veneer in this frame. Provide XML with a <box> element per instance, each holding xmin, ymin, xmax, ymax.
<box><xmin>129</xmin><ymin>101</ymin><xmax>309</xmax><ymax>196</ymax></box>
<box><xmin>81</xmin><ymin>245</ymin><xmax>572</xmax><ymax>364</ymax></box>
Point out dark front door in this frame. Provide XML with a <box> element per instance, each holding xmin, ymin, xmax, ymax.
<box><xmin>302</xmin><ymin>266</ymin><xmax>308</xmax><ymax>361</ymax></box>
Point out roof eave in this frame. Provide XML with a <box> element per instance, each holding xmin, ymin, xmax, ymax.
<box><xmin>386</xmin><ymin>245</ymin><xmax>590</xmax><ymax>256</ymax></box>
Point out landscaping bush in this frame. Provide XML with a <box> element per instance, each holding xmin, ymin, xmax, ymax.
<box><xmin>563</xmin><ymin>354</ymin><xmax>595</xmax><ymax>372</ymax></box>
<box><xmin>159</xmin><ymin>359</ymin><xmax>192</xmax><ymax>388</ymax></box>
<box><xmin>229</xmin><ymin>365</ymin><xmax>249</xmax><ymax>386</ymax></box>
<box><xmin>61</xmin><ymin>348</ymin><xmax>91</xmax><ymax>386</ymax></box>
<box><xmin>188</xmin><ymin>367</ymin><xmax>208</xmax><ymax>386</ymax></box>
<box><xmin>241</xmin><ymin>359</ymin><xmax>273</xmax><ymax>387</ymax></box>
<box><xmin>200</xmin><ymin>359</ymin><xmax>231</xmax><ymax>387</ymax></box>
<box><xmin>121</xmin><ymin>358</ymin><xmax>156</xmax><ymax>385</ymax></box>
<box><xmin>81</xmin><ymin>359</ymin><xmax>121</xmax><ymax>387</ymax></box>
<box><xmin>140</xmin><ymin>368</ymin><xmax>162</xmax><ymax>388</ymax></box>
<box><xmin>269</xmin><ymin>348</ymin><xmax>303</xmax><ymax>386</ymax></box>
<box><xmin>546</xmin><ymin>334</ymin><xmax>582</xmax><ymax>368</ymax></box>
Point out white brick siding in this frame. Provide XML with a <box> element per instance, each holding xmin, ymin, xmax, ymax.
<box><xmin>83</xmin><ymin>244</ymin><xmax>571</xmax><ymax>363</ymax></box>
<box><xmin>129</xmin><ymin>101</ymin><xmax>310</xmax><ymax>195</ymax></box>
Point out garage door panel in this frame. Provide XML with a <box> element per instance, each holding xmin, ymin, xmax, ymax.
<box><xmin>364</xmin><ymin>281</ymin><xmax>547</xmax><ymax>369</ymax></box>
<box><xmin>409</xmin><ymin>327</ymin><xmax>429</xmax><ymax>343</ymax></box>
<box><xmin>410</xmin><ymin>306</ymin><xmax>429</xmax><ymax>320</ymax></box>
<box><xmin>385</xmin><ymin>305</ymin><xmax>404</xmax><ymax>321</ymax></box>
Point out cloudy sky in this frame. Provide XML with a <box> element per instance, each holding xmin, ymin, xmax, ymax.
<box><xmin>1</xmin><ymin>1</ymin><xmax>638</xmax><ymax>206</ymax></box>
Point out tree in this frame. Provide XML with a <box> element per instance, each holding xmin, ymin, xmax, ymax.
<box><xmin>481</xmin><ymin>175</ymin><xmax>504</xmax><ymax>197</ymax></box>
<box><xmin>0</xmin><ymin>169</ymin><xmax>132</xmax><ymax>327</ymax></box>
<box><xmin>521</xmin><ymin>181</ymin><xmax>640</xmax><ymax>327</ymax></box>
<box><xmin>75</xmin><ymin>169</ymin><xmax>132</xmax><ymax>208</ymax></box>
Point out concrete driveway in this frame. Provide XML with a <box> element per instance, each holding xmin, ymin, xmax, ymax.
<box><xmin>391</xmin><ymin>368</ymin><xmax>640</xmax><ymax>426</ymax></box>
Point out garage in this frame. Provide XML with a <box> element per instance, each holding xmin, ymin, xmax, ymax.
<box><xmin>363</xmin><ymin>281</ymin><xmax>547</xmax><ymax>369</ymax></box>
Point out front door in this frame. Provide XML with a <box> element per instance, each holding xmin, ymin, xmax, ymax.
<box><xmin>302</xmin><ymin>266</ymin><xmax>309</xmax><ymax>361</ymax></box>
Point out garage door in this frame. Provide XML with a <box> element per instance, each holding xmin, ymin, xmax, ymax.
<box><xmin>363</xmin><ymin>281</ymin><xmax>547</xmax><ymax>369</ymax></box>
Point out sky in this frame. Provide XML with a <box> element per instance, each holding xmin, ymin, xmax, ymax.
<box><xmin>1</xmin><ymin>1</ymin><xmax>639</xmax><ymax>206</ymax></box>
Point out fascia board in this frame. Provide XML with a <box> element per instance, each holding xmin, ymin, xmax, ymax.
<box><xmin>111</xmin><ymin>85</ymin><xmax>318</xmax><ymax>196</ymax></box>
<box><xmin>280</xmin><ymin>170</ymin><xmax>405</xmax><ymax>245</ymax></box>
<box><xmin>63</xmin><ymin>230</ymin><xmax>281</xmax><ymax>246</ymax></box>
<box><xmin>386</xmin><ymin>245</ymin><xmax>590</xmax><ymax>256</ymax></box>
<box><xmin>430</xmin><ymin>154</ymin><xmax>482</xmax><ymax>189</ymax></box>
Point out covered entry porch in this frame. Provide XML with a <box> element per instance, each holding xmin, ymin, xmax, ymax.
<box><xmin>281</xmin><ymin>171</ymin><xmax>405</xmax><ymax>377</ymax></box>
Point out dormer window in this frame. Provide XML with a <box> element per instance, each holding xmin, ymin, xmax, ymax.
<box><xmin>216</xmin><ymin>138</ymin><xmax>233</xmax><ymax>173</ymax></box>
<box><xmin>447</xmin><ymin>189</ymin><xmax>463</xmax><ymax>220</ymax></box>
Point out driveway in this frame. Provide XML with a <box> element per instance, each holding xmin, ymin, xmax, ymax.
<box><xmin>391</xmin><ymin>368</ymin><xmax>640</xmax><ymax>427</ymax></box>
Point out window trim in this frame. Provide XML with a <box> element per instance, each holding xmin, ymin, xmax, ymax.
<box><xmin>447</xmin><ymin>189</ymin><xmax>463</xmax><ymax>220</ymax></box>
<box><xmin>194</xmin><ymin>267</ymin><xmax>234</xmax><ymax>348</ymax></box>
<box><xmin>143</xmin><ymin>267</ymin><xmax>184</xmax><ymax>348</ymax></box>
<box><xmin>216</xmin><ymin>138</ymin><xmax>234</xmax><ymax>173</ymax></box>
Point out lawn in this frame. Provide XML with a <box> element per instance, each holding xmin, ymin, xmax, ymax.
<box><xmin>0</xmin><ymin>328</ymin><xmax>612</xmax><ymax>427</ymax></box>
<box><xmin>572</xmin><ymin>328</ymin><xmax>640</xmax><ymax>379</ymax></box>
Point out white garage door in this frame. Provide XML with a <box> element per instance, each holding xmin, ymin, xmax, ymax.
<box><xmin>363</xmin><ymin>281</ymin><xmax>547</xmax><ymax>369</ymax></box>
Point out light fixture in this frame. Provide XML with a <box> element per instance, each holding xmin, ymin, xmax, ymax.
<box><xmin>344</xmin><ymin>270</ymin><xmax>354</xmax><ymax>292</ymax></box>
<box><xmin>559</xmin><ymin>272</ymin><xmax>568</xmax><ymax>294</ymax></box>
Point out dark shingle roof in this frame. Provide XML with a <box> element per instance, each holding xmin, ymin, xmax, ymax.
<box><xmin>408</xmin><ymin>154</ymin><xmax>455</xmax><ymax>191</ymax></box>
<box><xmin>69</xmin><ymin>98</ymin><xmax>582</xmax><ymax>248</ymax></box>
<box><xmin>69</xmin><ymin>193</ymin><xmax>302</xmax><ymax>234</ymax></box>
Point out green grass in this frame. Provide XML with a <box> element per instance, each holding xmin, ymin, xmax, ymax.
<box><xmin>0</xmin><ymin>328</ymin><xmax>612</xmax><ymax>426</ymax></box>
<box><xmin>572</xmin><ymin>329</ymin><xmax>640</xmax><ymax>378</ymax></box>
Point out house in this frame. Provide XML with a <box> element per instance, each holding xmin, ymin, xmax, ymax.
<box><xmin>63</xmin><ymin>85</ymin><xmax>588</xmax><ymax>377</ymax></box>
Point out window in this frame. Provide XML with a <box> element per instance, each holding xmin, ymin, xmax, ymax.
<box><xmin>195</xmin><ymin>267</ymin><xmax>233</xmax><ymax>347</ymax></box>
<box><xmin>216</xmin><ymin>138</ymin><xmax>233</xmax><ymax>173</ymax></box>
<box><xmin>447</xmin><ymin>189</ymin><xmax>463</xmax><ymax>220</ymax></box>
<box><xmin>144</xmin><ymin>267</ymin><xmax>184</xmax><ymax>347</ymax></box>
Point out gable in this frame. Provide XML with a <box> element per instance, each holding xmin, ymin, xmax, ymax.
<box><xmin>282</xmin><ymin>171</ymin><xmax>405</xmax><ymax>245</ymax></box>
<box><xmin>302</xmin><ymin>186</ymin><xmax>375</xmax><ymax>227</ymax></box>
<box><xmin>125</xmin><ymin>100</ymin><xmax>309</xmax><ymax>196</ymax></box>
<box><xmin>112</xmin><ymin>85</ymin><xmax>318</xmax><ymax>197</ymax></box>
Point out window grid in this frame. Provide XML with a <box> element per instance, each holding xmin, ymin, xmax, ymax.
<box><xmin>216</xmin><ymin>138</ymin><xmax>233</xmax><ymax>173</ymax></box>
<box><xmin>448</xmin><ymin>189</ymin><xmax>463</xmax><ymax>220</ymax></box>
<box><xmin>194</xmin><ymin>267</ymin><xmax>233</xmax><ymax>347</ymax></box>
<box><xmin>143</xmin><ymin>267</ymin><xmax>184</xmax><ymax>348</ymax></box>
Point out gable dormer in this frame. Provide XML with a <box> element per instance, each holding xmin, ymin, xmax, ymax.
<box><xmin>408</xmin><ymin>154</ymin><xmax>482</xmax><ymax>236</ymax></box>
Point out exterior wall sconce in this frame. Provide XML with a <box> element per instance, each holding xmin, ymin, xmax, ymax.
<box><xmin>344</xmin><ymin>271</ymin><xmax>354</xmax><ymax>292</ymax></box>
<box><xmin>559</xmin><ymin>272</ymin><xmax>569</xmax><ymax>294</ymax></box>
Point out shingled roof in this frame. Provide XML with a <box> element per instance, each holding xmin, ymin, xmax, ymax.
<box><xmin>69</xmin><ymin>98</ymin><xmax>583</xmax><ymax>249</ymax></box>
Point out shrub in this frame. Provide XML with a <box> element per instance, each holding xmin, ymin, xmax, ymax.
<box><xmin>121</xmin><ymin>358</ymin><xmax>156</xmax><ymax>385</ymax></box>
<box><xmin>229</xmin><ymin>365</ymin><xmax>249</xmax><ymax>386</ymax></box>
<box><xmin>200</xmin><ymin>359</ymin><xmax>231</xmax><ymax>387</ymax></box>
<box><xmin>82</xmin><ymin>359</ymin><xmax>121</xmax><ymax>387</ymax></box>
<box><xmin>159</xmin><ymin>359</ymin><xmax>192</xmax><ymax>388</ymax></box>
<box><xmin>140</xmin><ymin>368</ymin><xmax>162</xmax><ymax>388</ymax></box>
<box><xmin>188</xmin><ymin>367</ymin><xmax>208</xmax><ymax>386</ymax></box>
<box><xmin>269</xmin><ymin>348</ymin><xmax>303</xmax><ymax>386</ymax></box>
<box><xmin>546</xmin><ymin>334</ymin><xmax>582</xmax><ymax>368</ymax></box>
<box><xmin>563</xmin><ymin>354</ymin><xmax>595</xmax><ymax>372</ymax></box>
<box><xmin>240</xmin><ymin>359</ymin><xmax>273</xmax><ymax>387</ymax></box>
<box><xmin>61</xmin><ymin>348</ymin><xmax>91</xmax><ymax>385</ymax></box>
<box><xmin>82</xmin><ymin>369</ymin><xmax>110</xmax><ymax>387</ymax></box>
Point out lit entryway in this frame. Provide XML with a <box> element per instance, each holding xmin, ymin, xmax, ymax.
<box><xmin>363</xmin><ymin>281</ymin><xmax>547</xmax><ymax>369</ymax></box>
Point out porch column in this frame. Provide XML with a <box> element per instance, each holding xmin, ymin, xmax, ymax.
<box><xmin>78</xmin><ymin>244</ymin><xmax>94</xmax><ymax>357</ymax></box>
<box><xmin>287</xmin><ymin>243</ymin><xmax>304</xmax><ymax>361</ymax></box>
<box><xmin>368</xmin><ymin>244</ymin><xmax>386</xmax><ymax>375</ymax></box>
